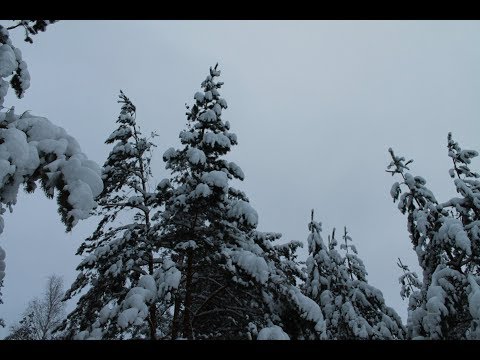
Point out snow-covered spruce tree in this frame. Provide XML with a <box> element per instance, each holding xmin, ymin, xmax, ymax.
<box><xmin>387</xmin><ymin>135</ymin><xmax>480</xmax><ymax>339</ymax></box>
<box><xmin>59</xmin><ymin>92</ymin><xmax>179</xmax><ymax>340</ymax></box>
<box><xmin>254</xmin><ymin>230</ymin><xmax>327</xmax><ymax>340</ymax></box>
<box><xmin>0</xmin><ymin>23</ymin><xmax>102</xmax><ymax>319</ymax></box>
<box><xmin>304</xmin><ymin>210</ymin><xmax>405</xmax><ymax>339</ymax></box>
<box><xmin>159</xmin><ymin>65</ymin><xmax>326</xmax><ymax>340</ymax></box>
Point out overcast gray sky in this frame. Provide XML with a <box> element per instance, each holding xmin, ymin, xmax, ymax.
<box><xmin>1</xmin><ymin>20</ymin><xmax>479</xmax><ymax>337</ymax></box>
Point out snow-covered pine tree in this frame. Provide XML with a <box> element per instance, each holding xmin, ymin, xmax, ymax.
<box><xmin>304</xmin><ymin>212</ymin><xmax>347</xmax><ymax>339</ymax></box>
<box><xmin>0</xmin><ymin>23</ymin><xmax>102</xmax><ymax>319</ymax></box>
<box><xmin>305</xmin><ymin>210</ymin><xmax>405</xmax><ymax>339</ymax></box>
<box><xmin>254</xmin><ymin>230</ymin><xmax>326</xmax><ymax>340</ymax></box>
<box><xmin>387</xmin><ymin>135</ymin><xmax>480</xmax><ymax>339</ymax></box>
<box><xmin>339</xmin><ymin>226</ymin><xmax>406</xmax><ymax>339</ymax></box>
<box><xmin>59</xmin><ymin>92</ymin><xmax>179</xmax><ymax>340</ymax></box>
<box><xmin>159</xmin><ymin>65</ymin><xmax>326</xmax><ymax>340</ymax></box>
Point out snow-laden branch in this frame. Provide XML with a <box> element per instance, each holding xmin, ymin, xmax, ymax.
<box><xmin>0</xmin><ymin>24</ymin><xmax>103</xmax><ymax>295</ymax></box>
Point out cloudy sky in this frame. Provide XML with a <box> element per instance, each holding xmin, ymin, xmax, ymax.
<box><xmin>1</xmin><ymin>20</ymin><xmax>479</xmax><ymax>337</ymax></box>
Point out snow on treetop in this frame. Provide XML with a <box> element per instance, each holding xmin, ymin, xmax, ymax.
<box><xmin>118</xmin><ymin>113</ymin><xmax>135</xmax><ymax>126</ymax></box>
<box><xmin>210</xmin><ymin>67</ymin><xmax>221</xmax><ymax>77</ymax></box>
<box><xmin>307</xmin><ymin>220</ymin><xmax>325</xmax><ymax>254</ymax></box>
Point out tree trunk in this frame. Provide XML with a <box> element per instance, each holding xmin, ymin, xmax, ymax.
<box><xmin>148</xmin><ymin>303</ymin><xmax>157</xmax><ymax>340</ymax></box>
<box><xmin>171</xmin><ymin>254</ymin><xmax>184</xmax><ymax>340</ymax></box>
<box><xmin>148</xmin><ymin>252</ymin><xmax>157</xmax><ymax>340</ymax></box>
<box><xmin>182</xmin><ymin>249</ymin><xmax>194</xmax><ymax>339</ymax></box>
<box><xmin>171</xmin><ymin>291</ymin><xmax>181</xmax><ymax>339</ymax></box>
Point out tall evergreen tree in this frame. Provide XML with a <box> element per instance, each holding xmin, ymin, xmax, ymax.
<box><xmin>387</xmin><ymin>134</ymin><xmax>480</xmax><ymax>339</ymax></box>
<box><xmin>60</xmin><ymin>92</ymin><xmax>178</xmax><ymax>340</ymax></box>
<box><xmin>159</xmin><ymin>65</ymin><xmax>325</xmax><ymax>340</ymax></box>
<box><xmin>305</xmin><ymin>210</ymin><xmax>405</xmax><ymax>339</ymax></box>
<box><xmin>256</xmin><ymin>230</ymin><xmax>326</xmax><ymax>340</ymax></box>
